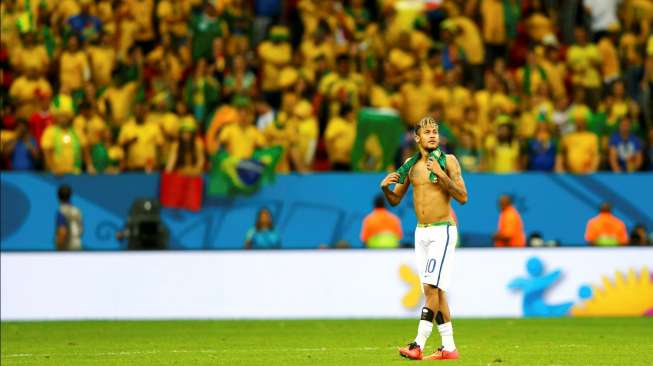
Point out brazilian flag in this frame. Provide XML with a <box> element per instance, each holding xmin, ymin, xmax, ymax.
<box><xmin>207</xmin><ymin>146</ymin><xmax>283</xmax><ymax>196</ymax></box>
<box><xmin>351</xmin><ymin>108</ymin><xmax>404</xmax><ymax>172</ymax></box>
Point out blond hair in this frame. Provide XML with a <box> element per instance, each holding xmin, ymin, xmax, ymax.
<box><xmin>413</xmin><ymin>116</ymin><xmax>439</xmax><ymax>134</ymax></box>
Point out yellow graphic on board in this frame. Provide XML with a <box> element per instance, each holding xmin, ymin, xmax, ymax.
<box><xmin>571</xmin><ymin>267</ymin><xmax>653</xmax><ymax>317</ymax></box>
<box><xmin>400</xmin><ymin>264</ymin><xmax>422</xmax><ymax>309</ymax></box>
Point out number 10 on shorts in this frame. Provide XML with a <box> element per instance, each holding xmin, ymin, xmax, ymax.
<box><xmin>425</xmin><ymin>258</ymin><xmax>437</xmax><ymax>274</ymax></box>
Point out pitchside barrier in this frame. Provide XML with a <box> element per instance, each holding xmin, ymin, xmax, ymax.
<box><xmin>2</xmin><ymin>173</ymin><xmax>652</xmax><ymax>249</ymax></box>
<box><xmin>1</xmin><ymin>248</ymin><xmax>651</xmax><ymax>320</ymax></box>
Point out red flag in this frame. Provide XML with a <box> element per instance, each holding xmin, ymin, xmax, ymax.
<box><xmin>160</xmin><ymin>172</ymin><xmax>203</xmax><ymax>211</ymax></box>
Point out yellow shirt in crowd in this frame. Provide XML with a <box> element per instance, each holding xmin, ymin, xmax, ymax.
<box><xmin>452</xmin><ymin>16</ymin><xmax>484</xmax><ymax>65</ymax></box>
<box><xmin>88</xmin><ymin>45</ymin><xmax>116</xmax><ymax>87</ymax></box>
<box><xmin>598</xmin><ymin>38</ymin><xmax>620</xmax><ymax>82</ymax></box>
<box><xmin>561</xmin><ymin>131</ymin><xmax>599</xmax><ymax>174</ymax></box>
<box><xmin>9</xmin><ymin>76</ymin><xmax>53</xmax><ymax>118</ymax></box>
<box><xmin>11</xmin><ymin>45</ymin><xmax>49</xmax><ymax>74</ymax></box>
<box><xmin>218</xmin><ymin>123</ymin><xmax>266</xmax><ymax>159</ymax></box>
<box><xmin>325</xmin><ymin>116</ymin><xmax>356</xmax><ymax>164</ymax></box>
<box><xmin>73</xmin><ymin>114</ymin><xmax>107</xmax><ymax>145</ymax></box>
<box><xmin>99</xmin><ymin>82</ymin><xmax>139</xmax><ymax>126</ymax></box>
<box><xmin>59</xmin><ymin>50</ymin><xmax>90</xmax><ymax>91</ymax></box>
<box><xmin>400</xmin><ymin>82</ymin><xmax>435</xmax><ymax>126</ymax></box>
<box><xmin>118</xmin><ymin>119</ymin><xmax>164</xmax><ymax>170</ymax></box>
<box><xmin>41</xmin><ymin>125</ymin><xmax>87</xmax><ymax>174</ymax></box>
<box><xmin>433</xmin><ymin>86</ymin><xmax>471</xmax><ymax>124</ymax></box>
<box><xmin>481</xmin><ymin>0</ymin><xmax>506</xmax><ymax>45</ymax></box>
<box><xmin>566</xmin><ymin>44</ymin><xmax>601</xmax><ymax>88</ymax></box>
<box><xmin>258</xmin><ymin>41</ymin><xmax>292</xmax><ymax>92</ymax></box>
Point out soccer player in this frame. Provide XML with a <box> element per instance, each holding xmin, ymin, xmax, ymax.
<box><xmin>380</xmin><ymin>116</ymin><xmax>468</xmax><ymax>360</ymax></box>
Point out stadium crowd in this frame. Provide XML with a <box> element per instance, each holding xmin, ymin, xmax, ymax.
<box><xmin>1</xmin><ymin>0</ymin><xmax>652</xmax><ymax>175</ymax></box>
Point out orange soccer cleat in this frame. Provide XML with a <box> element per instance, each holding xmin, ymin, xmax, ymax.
<box><xmin>398</xmin><ymin>342</ymin><xmax>423</xmax><ymax>360</ymax></box>
<box><xmin>423</xmin><ymin>346</ymin><xmax>459</xmax><ymax>360</ymax></box>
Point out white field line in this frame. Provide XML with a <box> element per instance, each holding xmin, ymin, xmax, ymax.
<box><xmin>2</xmin><ymin>347</ymin><xmax>389</xmax><ymax>358</ymax></box>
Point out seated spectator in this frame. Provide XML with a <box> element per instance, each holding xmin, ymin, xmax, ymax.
<box><xmin>245</xmin><ymin>208</ymin><xmax>281</xmax><ymax>249</ymax></box>
<box><xmin>55</xmin><ymin>184</ymin><xmax>83</xmax><ymax>251</ymax></box>
<box><xmin>118</xmin><ymin>103</ymin><xmax>163</xmax><ymax>172</ymax></box>
<box><xmin>360</xmin><ymin>195</ymin><xmax>403</xmax><ymax>249</ymax></box>
<box><xmin>325</xmin><ymin>103</ymin><xmax>357</xmax><ymax>171</ymax></box>
<box><xmin>165</xmin><ymin>119</ymin><xmax>205</xmax><ymax>175</ymax></box>
<box><xmin>608</xmin><ymin>117</ymin><xmax>643</xmax><ymax>172</ymax></box>
<box><xmin>493</xmin><ymin>195</ymin><xmax>526</xmax><ymax>247</ymax></box>
<box><xmin>556</xmin><ymin>112</ymin><xmax>600</xmax><ymax>174</ymax></box>
<box><xmin>2</xmin><ymin>119</ymin><xmax>39</xmax><ymax>170</ymax></box>
<box><xmin>629</xmin><ymin>224</ymin><xmax>651</xmax><ymax>245</ymax></box>
<box><xmin>524</xmin><ymin>121</ymin><xmax>557</xmax><ymax>171</ymax></box>
<box><xmin>584</xmin><ymin>203</ymin><xmax>628</xmax><ymax>246</ymax></box>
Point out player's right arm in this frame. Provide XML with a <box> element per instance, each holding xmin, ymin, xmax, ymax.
<box><xmin>380</xmin><ymin>172</ymin><xmax>409</xmax><ymax>206</ymax></box>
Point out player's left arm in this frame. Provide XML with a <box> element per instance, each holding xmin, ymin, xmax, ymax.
<box><xmin>429</xmin><ymin>154</ymin><xmax>468</xmax><ymax>204</ymax></box>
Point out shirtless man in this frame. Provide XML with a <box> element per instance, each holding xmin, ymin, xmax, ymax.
<box><xmin>380</xmin><ymin>116</ymin><xmax>468</xmax><ymax>360</ymax></box>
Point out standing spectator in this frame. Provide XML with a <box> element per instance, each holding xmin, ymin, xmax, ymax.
<box><xmin>608</xmin><ymin>117</ymin><xmax>643</xmax><ymax>172</ymax></box>
<box><xmin>2</xmin><ymin>119</ymin><xmax>39</xmax><ymax>170</ymax></box>
<box><xmin>118</xmin><ymin>103</ymin><xmax>163</xmax><ymax>172</ymax></box>
<box><xmin>67</xmin><ymin>0</ymin><xmax>102</xmax><ymax>41</ymax></box>
<box><xmin>223</xmin><ymin>55</ymin><xmax>257</xmax><ymax>102</ymax></box>
<box><xmin>90</xmin><ymin>128</ymin><xmax>124</xmax><ymax>174</ymax></box>
<box><xmin>245</xmin><ymin>208</ymin><xmax>281</xmax><ymax>249</ymax></box>
<box><xmin>165</xmin><ymin>119</ymin><xmax>205</xmax><ymax>175</ymax></box>
<box><xmin>253</xmin><ymin>0</ymin><xmax>283</xmax><ymax>46</ymax></box>
<box><xmin>481</xmin><ymin>0</ymin><xmax>509</xmax><ymax>66</ymax></box>
<box><xmin>493</xmin><ymin>195</ymin><xmax>526</xmax><ymax>247</ymax></box>
<box><xmin>55</xmin><ymin>184</ymin><xmax>83</xmax><ymax>251</ymax></box>
<box><xmin>455</xmin><ymin>130</ymin><xmax>483</xmax><ymax>172</ymax></box>
<box><xmin>258</xmin><ymin>25</ymin><xmax>292</xmax><ymax>109</ymax></box>
<box><xmin>59</xmin><ymin>36</ymin><xmax>91</xmax><ymax>101</ymax></box>
<box><xmin>524</xmin><ymin>122</ymin><xmax>557</xmax><ymax>171</ymax></box>
<box><xmin>566</xmin><ymin>27</ymin><xmax>601</xmax><ymax>109</ymax></box>
<box><xmin>184</xmin><ymin>58</ymin><xmax>220</xmax><ymax>127</ymax></box>
<box><xmin>584</xmin><ymin>0</ymin><xmax>620</xmax><ymax>38</ymax></box>
<box><xmin>189</xmin><ymin>2</ymin><xmax>226</xmax><ymax>61</ymax></box>
<box><xmin>596</xmin><ymin>23</ymin><xmax>621</xmax><ymax>88</ymax></box>
<box><xmin>9</xmin><ymin>65</ymin><xmax>53</xmax><ymax>120</ymax></box>
<box><xmin>556</xmin><ymin>112</ymin><xmax>600</xmax><ymax>174</ymax></box>
<box><xmin>485</xmin><ymin>119</ymin><xmax>521</xmax><ymax>173</ymax></box>
<box><xmin>584</xmin><ymin>203</ymin><xmax>628</xmax><ymax>246</ymax></box>
<box><xmin>360</xmin><ymin>195</ymin><xmax>403</xmax><ymax>249</ymax></box>
<box><xmin>87</xmin><ymin>32</ymin><xmax>117</xmax><ymax>89</ymax></box>
<box><xmin>27</xmin><ymin>94</ymin><xmax>54</xmax><ymax>148</ymax></box>
<box><xmin>218</xmin><ymin>102</ymin><xmax>267</xmax><ymax>159</ymax></box>
<box><xmin>41</xmin><ymin>98</ymin><xmax>94</xmax><ymax>175</ymax></box>
<box><xmin>325</xmin><ymin>103</ymin><xmax>357</xmax><ymax>171</ymax></box>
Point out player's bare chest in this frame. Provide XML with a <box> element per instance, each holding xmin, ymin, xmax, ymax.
<box><xmin>409</xmin><ymin>161</ymin><xmax>432</xmax><ymax>186</ymax></box>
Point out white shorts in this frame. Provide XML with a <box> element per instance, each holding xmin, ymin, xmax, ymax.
<box><xmin>415</xmin><ymin>223</ymin><xmax>458</xmax><ymax>292</ymax></box>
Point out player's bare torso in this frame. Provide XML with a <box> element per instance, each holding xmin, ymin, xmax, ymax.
<box><xmin>408</xmin><ymin>156</ymin><xmax>453</xmax><ymax>224</ymax></box>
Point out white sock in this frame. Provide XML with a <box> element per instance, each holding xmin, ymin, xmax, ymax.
<box><xmin>437</xmin><ymin>322</ymin><xmax>456</xmax><ymax>351</ymax></box>
<box><xmin>414</xmin><ymin>320</ymin><xmax>433</xmax><ymax>350</ymax></box>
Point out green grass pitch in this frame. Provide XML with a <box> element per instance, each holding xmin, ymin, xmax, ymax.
<box><xmin>2</xmin><ymin>318</ymin><xmax>652</xmax><ymax>365</ymax></box>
